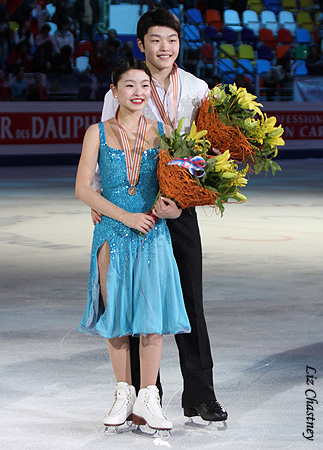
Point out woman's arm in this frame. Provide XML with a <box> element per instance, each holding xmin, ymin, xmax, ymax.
<box><xmin>75</xmin><ymin>124</ymin><xmax>155</xmax><ymax>234</ymax></box>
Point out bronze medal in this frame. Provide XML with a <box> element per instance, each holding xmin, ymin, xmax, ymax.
<box><xmin>128</xmin><ymin>186</ymin><xmax>137</xmax><ymax>196</ymax></box>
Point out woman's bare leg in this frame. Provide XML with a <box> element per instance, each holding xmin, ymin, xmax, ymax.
<box><xmin>97</xmin><ymin>241</ymin><xmax>132</xmax><ymax>384</ymax></box>
<box><xmin>139</xmin><ymin>334</ymin><xmax>163</xmax><ymax>388</ymax></box>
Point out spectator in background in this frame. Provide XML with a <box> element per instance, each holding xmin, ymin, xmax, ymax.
<box><xmin>106</xmin><ymin>28</ymin><xmax>122</xmax><ymax>51</ymax></box>
<box><xmin>35</xmin><ymin>22</ymin><xmax>59</xmax><ymax>54</ymax></box>
<box><xmin>55</xmin><ymin>16</ymin><xmax>74</xmax><ymax>53</ymax></box>
<box><xmin>32</xmin><ymin>40</ymin><xmax>54</xmax><ymax>72</ymax></box>
<box><xmin>120</xmin><ymin>40</ymin><xmax>134</xmax><ymax>60</ymax></box>
<box><xmin>13</xmin><ymin>17</ymin><xmax>35</xmax><ymax>50</ymax></box>
<box><xmin>0</xmin><ymin>6</ymin><xmax>10</xmax><ymax>70</ymax></box>
<box><xmin>51</xmin><ymin>44</ymin><xmax>74</xmax><ymax>74</ymax></box>
<box><xmin>6</xmin><ymin>41</ymin><xmax>33</xmax><ymax>73</ymax></box>
<box><xmin>9</xmin><ymin>0</ymin><xmax>34</xmax><ymax>24</ymax></box>
<box><xmin>74</xmin><ymin>0</ymin><xmax>101</xmax><ymax>41</ymax></box>
<box><xmin>52</xmin><ymin>0</ymin><xmax>76</xmax><ymax>28</ymax></box>
<box><xmin>89</xmin><ymin>39</ymin><xmax>108</xmax><ymax>74</ymax></box>
<box><xmin>306</xmin><ymin>43</ymin><xmax>323</xmax><ymax>75</ymax></box>
<box><xmin>263</xmin><ymin>64</ymin><xmax>285</xmax><ymax>100</ymax></box>
<box><xmin>26</xmin><ymin>72</ymin><xmax>48</xmax><ymax>100</ymax></box>
<box><xmin>11</xmin><ymin>66</ymin><xmax>28</xmax><ymax>100</ymax></box>
<box><xmin>0</xmin><ymin>68</ymin><xmax>11</xmax><ymax>100</ymax></box>
<box><xmin>234</xmin><ymin>73</ymin><xmax>255</xmax><ymax>94</ymax></box>
<box><xmin>104</xmin><ymin>36</ymin><xmax>122</xmax><ymax>75</ymax></box>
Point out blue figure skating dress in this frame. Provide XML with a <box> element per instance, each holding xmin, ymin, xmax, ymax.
<box><xmin>78</xmin><ymin>121</ymin><xmax>191</xmax><ymax>339</ymax></box>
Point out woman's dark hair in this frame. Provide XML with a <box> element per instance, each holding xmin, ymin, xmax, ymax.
<box><xmin>137</xmin><ymin>8</ymin><xmax>181</xmax><ymax>45</ymax></box>
<box><xmin>111</xmin><ymin>58</ymin><xmax>151</xmax><ymax>86</ymax></box>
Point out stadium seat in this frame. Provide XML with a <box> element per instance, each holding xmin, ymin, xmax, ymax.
<box><xmin>45</xmin><ymin>22</ymin><xmax>58</xmax><ymax>36</ymax></box>
<box><xmin>218</xmin><ymin>58</ymin><xmax>237</xmax><ymax>83</ymax></box>
<box><xmin>222</xmin><ymin>26</ymin><xmax>239</xmax><ymax>44</ymax></box>
<box><xmin>169</xmin><ymin>8</ymin><xmax>180</xmax><ymax>19</ymax></box>
<box><xmin>9</xmin><ymin>21</ymin><xmax>20</xmax><ymax>38</ymax></box>
<box><xmin>204</xmin><ymin>26</ymin><xmax>221</xmax><ymax>43</ymax></box>
<box><xmin>241</xmin><ymin>27</ymin><xmax>258</xmax><ymax>48</ymax></box>
<box><xmin>242</xmin><ymin>10</ymin><xmax>260</xmax><ymax>35</ymax></box>
<box><xmin>196</xmin><ymin>43</ymin><xmax>214</xmax><ymax>77</ymax></box>
<box><xmin>282</xmin><ymin>0</ymin><xmax>298</xmax><ymax>12</ymax></box>
<box><xmin>45</xmin><ymin>3</ymin><xmax>56</xmax><ymax>20</ymax></box>
<box><xmin>183</xmin><ymin>24</ymin><xmax>202</xmax><ymax>48</ymax></box>
<box><xmin>276</xmin><ymin>43</ymin><xmax>292</xmax><ymax>59</ymax></box>
<box><xmin>247</xmin><ymin>0</ymin><xmax>264</xmax><ymax>14</ymax></box>
<box><xmin>294</xmin><ymin>43</ymin><xmax>309</xmax><ymax>59</ymax></box>
<box><xmin>259</xmin><ymin>27</ymin><xmax>277</xmax><ymax>50</ymax></box>
<box><xmin>257</xmin><ymin>44</ymin><xmax>274</xmax><ymax>60</ymax></box>
<box><xmin>296</xmin><ymin>27</ymin><xmax>311</xmax><ymax>43</ymax></box>
<box><xmin>297</xmin><ymin>12</ymin><xmax>314</xmax><ymax>34</ymax></box>
<box><xmin>255</xmin><ymin>58</ymin><xmax>272</xmax><ymax>74</ymax></box>
<box><xmin>75</xmin><ymin>56</ymin><xmax>90</xmax><ymax>72</ymax></box>
<box><xmin>219</xmin><ymin>43</ymin><xmax>237</xmax><ymax>62</ymax></box>
<box><xmin>187</xmin><ymin>8</ymin><xmax>205</xmax><ymax>27</ymax></box>
<box><xmin>278</xmin><ymin>11</ymin><xmax>297</xmax><ymax>35</ymax></box>
<box><xmin>238</xmin><ymin>44</ymin><xmax>256</xmax><ymax>61</ymax></box>
<box><xmin>293</xmin><ymin>59</ymin><xmax>308</xmax><ymax>75</ymax></box>
<box><xmin>299</xmin><ymin>0</ymin><xmax>315</xmax><ymax>10</ymax></box>
<box><xmin>223</xmin><ymin>9</ymin><xmax>243</xmax><ymax>32</ymax></box>
<box><xmin>277</xmin><ymin>28</ymin><xmax>294</xmax><ymax>44</ymax></box>
<box><xmin>78</xmin><ymin>40</ymin><xmax>93</xmax><ymax>56</ymax></box>
<box><xmin>205</xmin><ymin>9</ymin><xmax>223</xmax><ymax>32</ymax></box>
<box><xmin>237</xmin><ymin>58</ymin><xmax>255</xmax><ymax>81</ymax></box>
<box><xmin>265</xmin><ymin>0</ymin><xmax>282</xmax><ymax>15</ymax></box>
<box><xmin>260</xmin><ymin>11</ymin><xmax>279</xmax><ymax>35</ymax></box>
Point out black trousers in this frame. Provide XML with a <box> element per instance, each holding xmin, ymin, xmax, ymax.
<box><xmin>130</xmin><ymin>208</ymin><xmax>215</xmax><ymax>409</ymax></box>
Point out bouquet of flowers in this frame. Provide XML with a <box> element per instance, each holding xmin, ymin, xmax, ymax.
<box><xmin>156</xmin><ymin>118</ymin><xmax>248</xmax><ymax>216</ymax></box>
<box><xmin>196</xmin><ymin>83</ymin><xmax>284</xmax><ymax>175</ymax></box>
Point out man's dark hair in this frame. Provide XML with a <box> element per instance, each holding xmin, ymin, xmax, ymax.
<box><xmin>137</xmin><ymin>8</ymin><xmax>181</xmax><ymax>45</ymax></box>
<box><xmin>111</xmin><ymin>57</ymin><xmax>151</xmax><ymax>86</ymax></box>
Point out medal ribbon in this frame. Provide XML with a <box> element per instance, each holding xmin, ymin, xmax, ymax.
<box><xmin>116</xmin><ymin>107</ymin><xmax>147</xmax><ymax>188</ymax></box>
<box><xmin>168</xmin><ymin>156</ymin><xmax>207</xmax><ymax>178</ymax></box>
<box><xmin>150</xmin><ymin>63</ymin><xmax>179</xmax><ymax>127</ymax></box>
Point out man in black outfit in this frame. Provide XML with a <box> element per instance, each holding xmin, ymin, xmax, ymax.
<box><xmin>94</xmin><ymin>8</ymin><xmax>228</xmax><ymax>423</ymax></box>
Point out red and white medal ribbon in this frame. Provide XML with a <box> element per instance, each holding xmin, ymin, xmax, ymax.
<box><xmin>116</xmin><ymin>107</ymin><xmax>147</xmax><ymax>195</ymax></box>
<box><xmin>150</xmin><ymin>63</ymin><xmax>179</xmax><ymax>127</ymax></box>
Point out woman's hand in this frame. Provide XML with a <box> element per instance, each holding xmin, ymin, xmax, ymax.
<box><xmin>153</xmin><ymin>197</ymin><xmax>182</xmax><ymax>219</ymax></box>
<box><xmin>91</xmin><ymin>189</ymin><xmax>103</xmax><ymax>225</ymax></box>
<box><xmin>91</xmin><ymin>209</ymin><xmax>102</xmax><ymax>225</ymax></box>
<box><xmin>121</xmin><ymin>212</ymin><xmax>156</xmax><ymax>234</ymax></box>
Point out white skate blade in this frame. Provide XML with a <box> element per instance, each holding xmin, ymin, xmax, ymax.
<box><xmin>132</xmin><ymin>424</ymin><xmax>171</xmax><ymax>438</ymax></box>
<box><xmin>185</xmin><ymin>417</ymin><xmax>227</xmax><ymax>431</ymax></box>
<box><xmin>105</xmin><ymin>421</ymin><xmax>134</xmax><ymax>435</ymax></box>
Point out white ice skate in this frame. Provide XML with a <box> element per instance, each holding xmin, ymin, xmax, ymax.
<box><xmin>132</xmin><ymin>385</ymin><xmax>172</xmax><ymax>438</ymax></box>
<box><xmin>104</xmin><ymin>382</ymin><xmax>136</xmax><ymax>435</ymax></box>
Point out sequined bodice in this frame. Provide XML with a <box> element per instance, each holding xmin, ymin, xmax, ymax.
<box><xmin>98</xmin><ymin>121</ymin><xmax>161</xmax><ymax>215</ymax></box>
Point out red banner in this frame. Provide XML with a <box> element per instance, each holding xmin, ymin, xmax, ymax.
<box><xmin>265</xmin><ymin>110</ymin><xmax>323</xmax><ymax>140</ymax></box>
<box><xmin>0</xmin><ymin>112</ymin><xmax>101</xmax><ymax>145</ymax></box>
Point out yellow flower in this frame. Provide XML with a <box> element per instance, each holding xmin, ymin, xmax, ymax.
<box><xmin>260</xmin><ymin>114</ymin><xmax>277</xmax><ymax>133</ymax></box>
<box><xmin>265</xmin><ymin>135</ymin><xmax>285</xmax><ymax>148</ymax></box>
<box><xmin>187</xmin><ymin>121</ymin><xmax>208</xmax><ymax>142</ymax></box>
<box><xmin>210</xmin><ymin>85</ymin><xmax>227</xmax><ymax>104</ymax></box>
<box><xmin>237</xmin><ymin>90</ymin><xmax>263</xmax><ymax>117</ymax></box>
<box><xmin>243</xmin><ymin>117</ymin><xmax>259</xmax><ymax>133</ymax></box>
<box><xmin>176</xmin><ymin>117</ymin><xmax>185</xmax><ymax>134</ymax></box>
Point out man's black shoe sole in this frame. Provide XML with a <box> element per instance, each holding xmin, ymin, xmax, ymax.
<box><xmin>184</xmin><ymin>407</ymin><xmax>228</xmax><ymax>422</ymax></box>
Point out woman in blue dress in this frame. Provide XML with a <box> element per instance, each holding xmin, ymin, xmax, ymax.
<box><xmin>75</xmin><ymin>58</ymin><xmax>190</xmax><ymax>433</ymax></box>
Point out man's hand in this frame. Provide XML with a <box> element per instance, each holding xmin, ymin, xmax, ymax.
<box><xmin>153</xmin><ymin>197</ymin><xmax>182</xmax><ymax>220</ymax></box>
